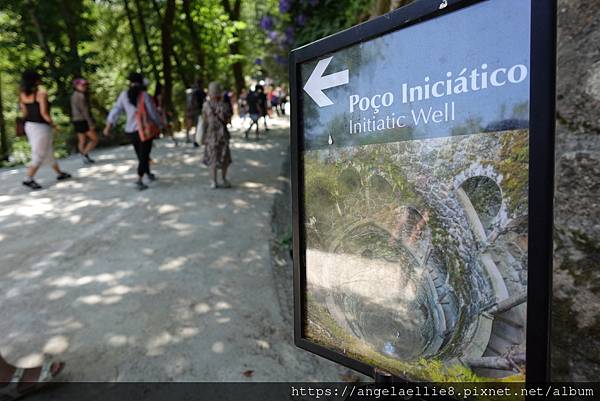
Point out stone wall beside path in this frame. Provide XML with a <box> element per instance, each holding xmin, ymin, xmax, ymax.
<box><xmin>552</xmin><ymin>0</ymin><xmax>600</xmax><ymax>381</ymax></box>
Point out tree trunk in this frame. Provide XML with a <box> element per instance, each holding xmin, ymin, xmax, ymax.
<box><xmin>123</xmin><ymin>0</ymin><xmax>144</xmax><ymax>70</ymax></box>
<box><xmin>229</xmin><ymin>41</ymin><xmax>245</xmax><ymax>95</ymax></box>
<box><xmin>0</xmin><ymin>70</ymin><xmax>9</xmax><ymax>162</ymax></box>
<box><xmin>370</xmin><ymin>0</ymin><xmax>391</xmax><ymax>18</ymax></box>
<box><xmin>368</xmin><ymin>0</ymin><xmax>413</xmax><ymax>20</ymax></box>
<box><xmin>182</xmin><ymin>0</ymin><xmax>205</xmax><ymax>89</ymax></box>
<box><xmin>151</xmin><ymin>0</ymin><xmax>191</xmax><ymax>88</ymax></box>
<box><xmin>172</xmin><ymin>48</ymin><xmax>191</xmax><ymax>89</ymax></box>
<box><xmin>221</xmin><ymin>0</ymin><xmax>245</xmax><ymax>95</ymax></box>
<box><xmin>61</xmin><ymin>0</ymin><xmax>83</xmax><ymax>78</ymax></box>
<box><xmin>161</xmin><ymin>0</ymin><xmax>176</xmax><ymax>118</ymax></box>
<box><xmin>28</xmin><ymin>5</ymin><xmax>57</xmax><ymax>76</ymax></box>
<box><xmin>133</xmin><ymin>0</ymin><xmax>161</xmax><ymax>84</ymax></box>
<box><xmin>27</xmin><ymin>3</ymin><xmax>68</xmax><ymax>111</ymax></box>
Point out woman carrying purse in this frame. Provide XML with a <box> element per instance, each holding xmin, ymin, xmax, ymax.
<box><xmin>201</xmin><ymin>82</ymin><xmax>233</xmax><ymax>189</ymax></box>
<box><xmin>19</xmin><ymin>70</ymin><xmax>71</xmax><ymax>190</ymax></box>
<box><xmin>104</xmin><ymin>72</ymin><xmax>163</xmax><ymax>191</ymax></box>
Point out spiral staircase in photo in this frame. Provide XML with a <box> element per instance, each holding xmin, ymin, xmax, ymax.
<box><xmin>455</xmin><ymin>177</ymin><xmax>527</xmax><ymax>378</ymax></box>
<box><xmin>325</xmin><ymin>171</ymin><xmax>527</xmax><ymax>378</ymax></box>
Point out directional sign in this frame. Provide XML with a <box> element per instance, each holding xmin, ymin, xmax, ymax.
<box><xmin>303</xmin><ymin>56</ymin><xmax>349</xmax><ymax>107</ymax></box>
<box><xmin>290</xmin><ymin>0</ymin><xmax>556</xmax><ymax>386</ymax></box>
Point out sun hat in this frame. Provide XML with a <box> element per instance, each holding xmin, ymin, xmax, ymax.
<box><xmin>73</xmin><ymin>78</ymin><xmax>88</xmax><ymax>87</ymax></box>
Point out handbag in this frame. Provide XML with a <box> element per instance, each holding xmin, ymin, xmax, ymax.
<box><xmin>196</xmin><ymin>115</ymin><xmax>204</xmax><ymax>144</ymax></box>
<box><xmin>209</xmin><ymin>103</ymin><xmax>230</xmax><ymax>141</ymax></box>
<box><xmin>16</xmin><ymin>117</ymin><xmax>25</xmax><ymax>137</ymax></box>
<box><xmin>136</xmin><ymin>93</ymin><xmax>161</xmax><ymax>142</ymax></box>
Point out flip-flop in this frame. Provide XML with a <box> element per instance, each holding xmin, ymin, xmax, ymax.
<box><xmin>0</xmin><ymin>357</ymin><xmax>65</xmax><ymax>401</ymax></box>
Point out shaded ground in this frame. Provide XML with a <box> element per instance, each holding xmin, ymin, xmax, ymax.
<box><xmin>0</xmin><ymin>118</ymin><xmax>349</xmax><ymax>382</ymax></box>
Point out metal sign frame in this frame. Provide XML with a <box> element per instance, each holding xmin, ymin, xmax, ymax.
<box><xmin>289</xmin><ymin>0</ymin><xmax>556</xmax><ymax>383</ymax></box>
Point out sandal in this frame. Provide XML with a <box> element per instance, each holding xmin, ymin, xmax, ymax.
<box><xmin>0</xmin><ymin>357</ymin><xmax>65</xmax><ymax>401</ymax></box>
<box><xmin>22</xmin><ymin>180</ymin><xmax>42</xmax><ymax>190</ymax></box>
<box><xmin>56</xmin><ymin>172</ymin><xmax>72</xmax><ymax>181</ymax></box>
<box><xmin>136</xmin><ymin>181</ymin><xmax>148</xmax><ymax>191</ymax></box>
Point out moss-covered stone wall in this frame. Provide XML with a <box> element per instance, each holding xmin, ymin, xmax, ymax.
<box><xmin>551</xmin><ymin>0</ymin><xmax>600</xmax><ymax>381</ymax></box>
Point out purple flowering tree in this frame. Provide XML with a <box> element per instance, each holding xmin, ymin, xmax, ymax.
<box><xmin>260</xmin><ymin>15</ymin><xmax>274</xmax><ymax>31</ymax></box>
<box><xmin>279</xmin><ymin>0</ymin><xmax>293</xmax><ymax>14</ymax></box>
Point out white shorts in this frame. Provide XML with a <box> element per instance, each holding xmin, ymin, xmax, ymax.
<box><xmin>25</xmin><ymin>122</ymin><xmax>55</xmax><ymax>167</ymax></box>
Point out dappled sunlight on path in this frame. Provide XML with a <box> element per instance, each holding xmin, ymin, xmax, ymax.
<box><xmin>0</xmin><ymin>118</ymin><xmax>345</xmax><ymax>382</ymax></box>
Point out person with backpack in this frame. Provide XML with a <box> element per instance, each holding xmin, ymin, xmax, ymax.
<box><xmin>202</xmin><ymin>82</ymin><xmax>232</xmax><ymax>189</ymax></box>
<box><xmin>257</xmin><ymin>84</ymin><xmax>269</xmax><ymax>131</ymax></box>
<box><xmin>244</xmin><ymin>86</ymin><xmax>261</xmax><ymax>140</ymax></box>
<box><xmin>70</xmin><ymin>78</ymin><xmax>98</xmax><ymax>164</ymax></box>
<box><xmin>18</xmin><ymin>70</ymin><xmax>71</xmax><ymax>190</ymax></box>
<box><xmin>103</xmin><ymin>72</ymin><xmax>163</xmax><ymax>191</ymax></box>
<box><xmin>270</xmin><ymin>86</ymin><xmax>280</xmax><ymax>117</ymax></box>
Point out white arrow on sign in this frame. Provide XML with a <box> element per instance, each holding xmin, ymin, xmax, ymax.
<box><xmin>303</xmin><ymin>56</ymin><xmax>349</xmax><ymax>107</ymax></box>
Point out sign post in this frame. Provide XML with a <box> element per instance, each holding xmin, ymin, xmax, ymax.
<box><xmin>290</xmin><ymin>0</ymin><xmax>556</xmax><ymax>387</ymax></box>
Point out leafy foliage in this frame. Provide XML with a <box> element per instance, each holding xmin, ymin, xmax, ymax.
<box><xmin>292</xmin><ymin>0</ymin><xmax>372</xmax><ymax>46</ymax></box>
<box><xmin>0</xmin><ymin>0</ymin><xmax>290</xmax><ymax>165</ymax></box>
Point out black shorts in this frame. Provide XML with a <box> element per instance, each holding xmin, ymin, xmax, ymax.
<box><xmin>73</xmin><ymin>120</ymin><xmax>90</xmax><ymax>134</ymax></box>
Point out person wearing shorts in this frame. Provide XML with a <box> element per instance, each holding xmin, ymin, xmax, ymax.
<box><xmin>71</xmin><ymin>78</ymin><xmax>98</xmax><ymax>164</ymax></box>
<box><xmin>244</xmin><ymin>86</ymin><xmax>262</xmax><ymax>140</ymax></box>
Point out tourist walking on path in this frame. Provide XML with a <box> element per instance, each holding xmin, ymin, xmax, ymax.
<box><xmin>202</xmin><ymin>82</ymin><xmax>232</xmax><ymax>189</ymax></box>
<box><xmin>184</xmin><ymin>80</ymin><xmax>206</xmax><ymax>147</ymax></box>
<box><xmin>257</xmin><ymin>85</ymin><xmax>269</xmax><ymax>131</ymax></box>
<box><xmin>278</xmin><ymin>84</ymin><xmax>288</xmax><ymax>116</ymax></box>
<box><xmin>277</xmin><ymin>84</ymin><xmax>287</xmax><ymax>116</ymax></box>
<box><xmin>70</xmin><ymin>78</ymin><xmax>98</xmax><ymax>164</ymax></box>
<box><xmin>244</xmin><ymin>86</ymin><xmax>262</xmax><ymax>140</ymax></box>
<box><xmin>238</xmin><ymin>88</ymin><xmax>248</xmax><ymax>125</ymax></box>
<box><xmin>104</xmin><ymin>72</ymin><xmax>163</xmax><ymax>191</ymax></box>
<box><xmin>153</xmin><ymin>82</ymin><xmax>178</xmax><ymax>146</ymax></box>
<box><xmin>269</xmin><ymin>86</ymin><xmax>281</xmax><ymax>117</ymax></box>
<box><xmin>19</xmin><ymin>70</ymin><xmax>71</xmax><ymax>190</ymax></box>
<box><xmin>223</xmin><ymin>89</ymin><xmax>234</xmax><ymax>127</ymax></box>
<box><xmin>0</xmin><ymin>353</ymin><xmax>64</xmax><ymax>400</ymax></box>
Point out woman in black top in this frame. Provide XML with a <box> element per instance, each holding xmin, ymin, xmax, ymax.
<box><xmin>19</xmin><ymin>70</ymin><xmax>70</xmax><ymax>190</ymax></box>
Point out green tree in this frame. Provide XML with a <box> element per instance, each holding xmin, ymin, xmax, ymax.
<box><xmin>123</xmin><ymin>0</ymin><xmax>144</xmax><ymax>69</ymax></box>
<box><xmin>133</xmin><ymin>0</ymin><xmax>161</xmax><ymax>85</ymax></box>
<box><xmin>182</xmin><ymin>0</ymin><xmax>205</xmax><ymax>89</ymax></box>
<box><xmin>0</xmin><ymin>70</ymin><xmax>8</xmax><ymax>161</ymax></box>
<box><xmin>1</xmin><ymin>0</ymin><xmax>326</xmax><ymax>166</ymax></box>
<box><xmin>160</xmin><ymin>0</ymin><xmax>177</xmax><ymax>118</ymax></box>
<box><xmin>221</xmin><ymin>0</ymin><xmax>245</xmax><ymax>95</ymax></box>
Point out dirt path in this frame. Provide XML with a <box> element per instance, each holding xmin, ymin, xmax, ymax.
<box><xmin>0</xmin><ymin>119</ymin><xmax>347</xmax><ymax>382</ymax></box>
